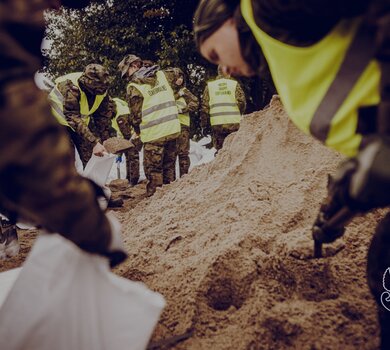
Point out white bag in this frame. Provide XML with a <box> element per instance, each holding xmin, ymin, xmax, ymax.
<box><xmin>0</xmin><ymin>234</ymin><xmax>165</xmax><ymax>350</ymax></box>
<box><xmin>0</xmin><ymin>268</ymin><xmax>21</xmax><ymax>308</ymax></box>
<box><xmin>83</xmin><ymin>154</ymin><xmax>116</xmax><ymax>187</ymax></box>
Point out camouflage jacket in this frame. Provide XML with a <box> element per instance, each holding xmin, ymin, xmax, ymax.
<box><xmin>57</xmin><ymin>79</ymin><xmax>115</xmax><ymax>144</ymax></box>
<box><xmin>126</xmin><ymin>69</ymin><xmax>180</xmax><ymax>141</ymax></box>
<box><xmin>178</xmin><ymin>87</ymin><xmax>199</xmax><ymax>115</ymax></box>
<box><xmin>200</xmin><ymin>75</ymin><xmax>246</xmax><ymax>129</ymax></box>
<box><xmin>0</xmin><ymin>0</ymin><xmax>114</xmax><ymax>257</ymax></box>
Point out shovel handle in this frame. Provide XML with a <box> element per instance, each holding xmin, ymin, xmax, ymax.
<box><xmin>314</xmin><ymin>240</ymin><xmax>322</xmax><ymax>258</ymax></box>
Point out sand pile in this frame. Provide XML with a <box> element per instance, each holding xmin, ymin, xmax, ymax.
<box><xmin>118</xmin><ymin>97</ymin><xmax>382</xmax><ymax>349</ymax></box>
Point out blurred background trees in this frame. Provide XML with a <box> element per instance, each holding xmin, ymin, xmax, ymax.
<box><xmin>44</xmin><ymin>0</ymin><xmax>275</xmax><ymax>136</ymax></box>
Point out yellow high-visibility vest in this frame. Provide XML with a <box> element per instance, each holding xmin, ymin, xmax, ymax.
<box><xmin>48</xmin><ymin>72</ymin><xmax>107</xmax><ymax>130</ymax></box>
<box><xmin>176</xmin><ymin>96</ymin><xmax>190</xmax><ymax>127</ymax></box>
<box><xmin>128</xmin><ymin>71</ymin><xmax>180</xmax><ymax>143</ymax></box>
<box><xmin>112</xmin><ymin>98</ymin><xmax>131</xmax><ymax>137</ymax></box>
<box><xmin>208</xmin><ymin>78</ymin><xmax>241</xmax><ymax>126</ymax></box>
<box><xmin>241</xmin><ymin>0</ymin><xmax>380</xmax><ymax>156</ymax></box>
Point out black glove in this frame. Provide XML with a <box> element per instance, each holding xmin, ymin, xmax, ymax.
<box><xmin>311</xmin><ymin>170</ymin><xmax>353</xmax><ymax>244</ymax></box>
<box><xmin>347</xmin><ymin>137</ymin><xmax>390</xmax><ymax>211</ymax></box>
<box><xmin>312</xmin><ymin>137</ymin><xmax>390</xmax><ymax>245</ymax></box>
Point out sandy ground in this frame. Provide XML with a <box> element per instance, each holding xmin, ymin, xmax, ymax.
<box><xmin>0</xmin><ymin>97</ymin><xmax>385</xmax><ymax>349</ymax></box>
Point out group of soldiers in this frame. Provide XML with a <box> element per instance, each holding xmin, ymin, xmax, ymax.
<box><xmin>48</xmin><ymin>55</ymin><xmax>246</xmax><ymax>198</ymax></box>
<box><xmin>1</xmin><ymin>46</ymin><xmax>247</xmax><ymax>258</ymax></box>
<box><xmin>3</xmin><ymin>0</ymin><xmax>388</xmax><ymax>348</ymax></box>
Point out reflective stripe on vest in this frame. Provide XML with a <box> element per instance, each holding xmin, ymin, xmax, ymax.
<box><xmin>177</xmin><ymin>97</ymin><xmax>190</xmax><ymax>127</ymax></box>
<box><xmin>208</xmin><ymin>79</ymin><xmax>241</xmax><ymax>126</ymax></box>
<box><xmin>129</xmin><ymin>71</ymin><xmax>180</xmax><ymax>143</ymax></box>
<box><xmin>112</xmin><ymin>97</ymin><xmax>131</xmax><ymax>137</ymax></box>
<box><xmin>241</xmin><ymin>0</ymin><xmax>380</xmax><ymax>156</ymax></box>
<box><xmin>48</xmin><ymin>72</ymin><xmax>107</xmax><ymax>130</ymax></box>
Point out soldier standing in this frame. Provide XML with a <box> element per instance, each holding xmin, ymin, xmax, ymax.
<box><xmin>168</xmin><ymin>68</ymin><xmax>199</xmax><ymax>177</ymax></box>
<box><xmin>112</xmin><ymin>97</ymin><xmax>140</xmax><ymax>186</ymax></box>
<box><xmin>49</xmin><ymin>64</ymin><xmax>116</xmax><ymax>167</ymax></box>
<box><xmin>201</xmin><ymin>65</ymin><xmax>246</xmax><ymax>151</ymax></box>
<box><xmin>118</xmin><ymin>55</ymin><xmax>181</xmax><ymax>196</ymax></box>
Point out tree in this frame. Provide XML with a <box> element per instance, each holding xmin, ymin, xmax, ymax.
<box><xmin>44</xmin><ymin>1</ymin><xmax>202</xmax><ymax>95</ymax></box>
<box><xmin>44</xmin><ymin>0</ymin><xmax>274</xmax><ymax>136</ymax></box>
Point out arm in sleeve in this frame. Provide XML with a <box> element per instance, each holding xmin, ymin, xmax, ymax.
<box><xmin>181</xmin><ymin>87</ymin><xmax>199</xmax><ymax>113</ymax></box>
<box><xmin>93</xmin><ymin>95</ymin><xmax>116</xmax><ymax>141</ymax></box>
<box><xmin>126</xmin><ymin>85</ymin><xmax>143</xmax><ymax>135</ymax></box>
<box><xmin>200</xmin><ymin>85</ymin><xmax>210</xmax><ymax>129</ymax></box>
<box><xmin>57</xmin><ymin>80</ymin><xmax>99</xmax><ymax>144</ymax></box>
<box><xmin>164</xmin><ymin>69</ymin><xmax>180</xmax><ymax>93</ymax></box>
<box><xmin>117</xmin><ymin>113</ymin><xmax>133</xmax><ymax>139</ymax></box>
<box><xmin>235</xmin><ymin>82</ymin><xmax>247</xmax><ymax>115</ymax></box>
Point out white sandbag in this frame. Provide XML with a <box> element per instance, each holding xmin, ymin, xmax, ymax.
<box><xmin>0</xmin><ymin>268</ymin><xmax>21</xmax><ymax>308</ymax></box>
<box><xmin>83</xmin><ymin>153</ymin><xmax>116</xmax><ymax>186</ymax></box>
<box><xmin>0</xmin><ymin>234</ymin><xmax>165</xmax><ymax>350</ymax></box>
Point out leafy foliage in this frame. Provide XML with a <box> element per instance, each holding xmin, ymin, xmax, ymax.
<box><xmin>44</xmin><ymin>0</ymin><xmax>273</xmax><ymax>135</ymax></box>
<box><xmin>44</xmin><ymin>1</ymin><xmax>202</xmax><ymax>95</ymax></box>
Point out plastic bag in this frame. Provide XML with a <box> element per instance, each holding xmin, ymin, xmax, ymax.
<box><xmin>0</xmin><ymin>234</ymin><xmax>165</xmax><ymax>350</ymax></box>
<box><xmin>0</xmin><ymin>268</ymin><xmax>20</xmax><ymax>308</ymax></box>
<box><xmin>83</xmin><ymin>153</ymin><xmax>116</xmax><ymax>187</ymax></box>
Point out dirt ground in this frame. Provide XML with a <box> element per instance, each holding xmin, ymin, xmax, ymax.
<box><xmin>0</xmin><ymin>97</ymin><xmax>386</xmax><ymax>349</ymax></box>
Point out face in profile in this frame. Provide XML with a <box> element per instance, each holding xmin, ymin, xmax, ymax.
<box><xmin>176</xmin><ymin>76</ymin><xmax>184</xmax><ymax>86</ymax></box>
<box><xmin>200</xmin><ymin>18</ymin><xmax>255</xmax><ymax>77</ymax></box>
<box><xmin>127</xmin><ymin>60</ymin><xmax>142</xmax><ymax>78</ymax></box>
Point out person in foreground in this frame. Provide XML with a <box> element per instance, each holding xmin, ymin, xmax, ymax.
<box><xmin>193</xmin><ymin>0</ymin><xmax>390</xmax><ymax>348</ymax></box>
<box><xmin>0</xmin><ymin>0</ymin><xmax>127</xmax><ymax>267</ymax></box>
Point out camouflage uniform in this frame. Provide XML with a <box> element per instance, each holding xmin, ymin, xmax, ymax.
<box><xmin>56</xmin><ymin>65</ymin><xmax>116</xmax><ymax>166</ymax></box>
<box><xmin>115</xmin><ymin>111</ymin><xmax>140</xmax><ymax>186</ymax></box>
<box><xmin>126</xmin><ymin>69</ymin><xmax>181</xmax><ymax>196</ymax></box>
<box><xmin>175</xmin><ymin>87</ymin><xmax>198</xmax><ymax>176</ymax></box>
<box><xmin>0</xmin><ymin>0</ymin><xmax>115</xmax><ymax>258</ymax></box>
<box><xmin>201</xmin><ymin>75</ymin><xmax>246</xmax><ymax>150</ymax></box>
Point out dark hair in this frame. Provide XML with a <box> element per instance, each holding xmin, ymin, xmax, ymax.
<box><xmin>193</xmin><ymin>0</ymin><xmax>240</xmax><ymax>48</ymax></box>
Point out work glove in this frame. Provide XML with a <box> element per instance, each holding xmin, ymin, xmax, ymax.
<box><xmin>93</xmin><ymin>142</ymin><xmax>108</xmax><ymax>157</ymax></box>
<box><xmin>313</xmin><ymin>137</ymin><xmax>390</xmax><ymax>244</ymax></box>
<box><xmin>346</xmin><ymin>137</ymin><xmax>390</xmax><ymax>210</ymax></box>
<box><xmin>103</xmin><ymin>212</ymin><xmax>128</xmax><ymax>268</ymax></box>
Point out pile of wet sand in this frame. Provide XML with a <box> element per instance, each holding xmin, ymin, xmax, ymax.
<box><xmin>117</xmin><ymin>97</ymin><xmax>382</xmax><ymax>349</ymax></box>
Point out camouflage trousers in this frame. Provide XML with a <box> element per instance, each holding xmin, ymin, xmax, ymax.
<box><xmin>367</xmin><ymin>212</ymin><xmax>390</xmax><ymax>349</ymax></box>
<box><xmin>125</xmin><ymin>148</ymin><xmax>140</xmax><ymax>186</ymax></box>
<box><xmin>212</xmin><ymin>124</ymin><xmax>240</xmax><ymax>151</ymax></box>
<box><xmin>177</xmin><ymin>126</ymin><xmax>190</xmax><ymax>177</ymax></box>
<box><xmin>143</xmin><ymin>139</ymin><xmax>177</xmax><ymax>197</ymax></box>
